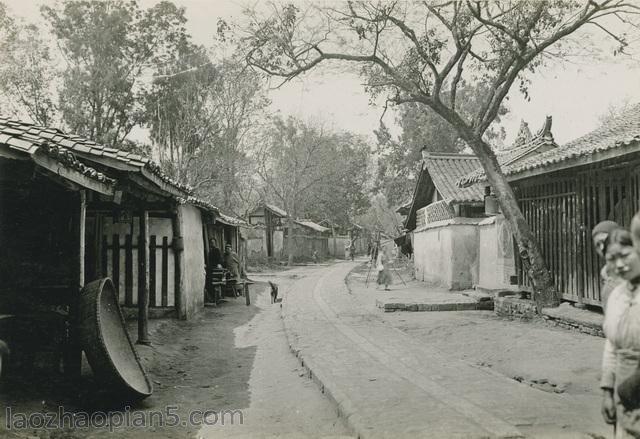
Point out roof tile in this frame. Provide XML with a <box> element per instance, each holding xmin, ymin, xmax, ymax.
<box><xmin>423</xmin><ymin>153</ymin><xmax>485</xmax><ymax>203</ymax></box>
<box><xmin>6</xmin><ymin>136</ymin><xmax>36</xmax><ymax>152</ymax></box>
<box><xmin>459</xmin><ymin>108</ymin><xmax>640</xmax><ymax>186</ymax></box>
<box><xmin>0</xmin><ymin>116</ymin><xmax>193</xmax><ymax>195</ymax></box>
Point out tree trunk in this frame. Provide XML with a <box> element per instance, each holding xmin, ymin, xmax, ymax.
<box><xmin>467</xmin><ymin>137</ymin><xmax>559</xmax><ymax>310</ymax></box>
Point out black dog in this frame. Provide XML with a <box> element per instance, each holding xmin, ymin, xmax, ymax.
<box><xmin>268</xmin><ymin>281</ymin><xmax>279</xmax><ymax>304</ymax></box>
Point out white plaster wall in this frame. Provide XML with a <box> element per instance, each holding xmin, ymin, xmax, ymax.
<box><xmin>413</xmin><ymin>226</ymin><xmax>451</xmax><ymax>287</ymax></box>
<box><xmin>329</xmin><ymin>236</ymin><xmax>351</xmax><ymax>258</ymax></box>
<box><xmin>477</xmin><ymin>215</ymin><xmax>516</xmax><ymax>290</ymax></box>
<box><xmin>450</xmin><ymin>224</ymin><xmax>479</xmax><ymax>290</ymax></box>
<box><xmin>412</xmin><ymin>219</ymin><xmax>482</xmax><ymax>290</ymax></box>
<box><xmin>102</xmin><ymin>215</ymin><xmax>175</xmax><ymax>306</ymax></box>
<box><xmin>179</xmin><ymin>204</ymin><xmax>205</xmax><ymax>319</ymax></box>
<box><xmin>273</xmin><ymin>230</ymin><xmax>284</xmax><ymax>259</ymax></box>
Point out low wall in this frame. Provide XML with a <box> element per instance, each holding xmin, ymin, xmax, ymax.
<box><xmin>243</xmin><ymin>226</ymin><xmax>267</xmax><ymax>263</ymax></box>
<box><xmin>329</xmin><ymin>236</ymin><xmax>350</xmax><ymax>258</ymax></box>
<box><xmin>412</xmin><ymin>218</ymin><xmax>481</xmax><ymax>290</ymax></box>
<box><xmin>282</xmin><ymin>234</ymin><xmax>329</xmax><ymax>261</ymax></box>
<box><xmin>477</xmin><ymin>215</ymin><xmax>517</xmax><ymax>291</ymax></box>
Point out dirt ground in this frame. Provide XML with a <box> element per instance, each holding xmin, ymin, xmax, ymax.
<box><xmin>0</xmin><ymin>280</ymin><xmax>349</xmax><ymax>439</ymax></box>
<box><xmin>347</xmin><ymin>261</ymin><xmax>605</xmax><ymax>401</ymax></box>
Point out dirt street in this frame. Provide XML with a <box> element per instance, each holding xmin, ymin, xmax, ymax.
<box><xmin>348</xmin><ymin>263</ymin><xmax>604</xmax><ymax>400</ymax></box>
<box><xmin>0</xmin><ymin>279</ymin><xmax>350</xmax><ymax>439</ymax></box>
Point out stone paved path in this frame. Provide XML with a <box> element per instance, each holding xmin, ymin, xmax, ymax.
<box><xmin>282</xmin><ymin>260</ymin><xmax>611</xmax><ymax>439</ymax></box>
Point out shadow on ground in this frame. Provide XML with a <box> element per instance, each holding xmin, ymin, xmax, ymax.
<box><xmin>0</xmin><ymin>286</ymin><xmax>262</xmax><ymax>439</ymax></box>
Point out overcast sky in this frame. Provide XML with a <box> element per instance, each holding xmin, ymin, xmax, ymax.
<box><xmin>6</xmin><ymin>0</ymin><xmax>640</xmax><ymax>146</ymax></box>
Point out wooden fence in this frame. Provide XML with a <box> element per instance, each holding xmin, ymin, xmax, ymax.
<box><xmin>514</xmin><ymin>160</ymin><xmax>640</xmax><ymax>306</ymax></box>
<box><xmin>88</xmin><ymin>215</ymin><xmax>176</xmax><ymax>308</ymax></box>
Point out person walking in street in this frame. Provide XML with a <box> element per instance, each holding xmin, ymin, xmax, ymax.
<box><xmin>593</xmin><ymin>220</ymin><xmax>623</xmax><ymax>312</ymax></box>
<box><xmin>600</xmin><ymin>227</ymin><xmax>640</xmax><ymax>438</ymax></box>
<box><xmin>376</xmin><ymin>248</ymin><xmax>392</xmax><ymax>291</ymax></box>
<box><xmin>349</xmin><ymin>240</ymin><xmax>356</xmax><ymax>261</ymax></box>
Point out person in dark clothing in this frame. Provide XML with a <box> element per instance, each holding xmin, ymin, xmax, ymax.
<box><xmin>208</xmin><ymin>238</ymin><xmax>223</xmax><ymax>269</ymax></box>
<box><xmin>206</xmin><ymin>238</ymin><xmax>223</xmax><ymax>302</ymax></box>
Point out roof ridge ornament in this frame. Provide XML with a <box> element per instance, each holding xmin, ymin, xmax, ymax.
<box><xmin>511</xmin><ymin>119</ymin><xmax>533</xmax><ymax>149</ymax></box>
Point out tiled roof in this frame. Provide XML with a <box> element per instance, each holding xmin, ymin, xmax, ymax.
<box><xmin>0</xmin><ymin>120</ymin><xmax>115</xmax><ymax>186</ymax></box>
<box><xmin>423</xmin><ymin>153</ymin><xmax>485</xmax><ymax>203</ymax></box>
<box><xmin>217</xmin><ymin>211</ymin><xmax>247</xmax><ymax>226</ymax></box>
<box><xmin>0</xmin><ymin>117</ymin><xmax>192</xmax><ymax>195</ymax></box>
<box><xmin>183</xmin><ymin>196</ymin><xmax>220</xmax><ymax>214</ymax></box>
<box><xmin>295</xmin><ymin>219</ymin><xmax>330</xmax><ymax>233</ymax></box>
<box><xmin>497</xmin><ymin>105</ymin><xmax>640</xmax><ymax>179</ymax></box>
<box><xmin>264</xmin><ymin>203</ymin><xmax>288</xmax><ymax>217</ymax></box>
<box><xmin>458</xmin><ymin>107</ymin><xmax>640</xmax><ymax>186</ymax></box>
<box><xmin>457</xmin><ymin>116</ymin><xmax>557</xmax><ymax>188</ymax></box>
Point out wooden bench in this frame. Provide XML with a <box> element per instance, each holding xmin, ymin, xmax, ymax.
<box><xmin>208</xmin><ymin>268</ymin><xmax>255</xmax><ymax>306</ymax></box>
<box><xmin>207</xmin><ymin>269</ymin><xmax>228</xmax><ymax>304</ymax></box>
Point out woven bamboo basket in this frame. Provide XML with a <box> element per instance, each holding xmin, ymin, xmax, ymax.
<box><xmin>78</xmin><ymin>278</ymin><xmax>153</xmax><ymax>400</ymax></box>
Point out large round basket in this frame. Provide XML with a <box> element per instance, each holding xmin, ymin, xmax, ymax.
<box><xmin>78</xmin><ymin>278</ymin><xmax>153</xmax><ymax>400</ymax></box>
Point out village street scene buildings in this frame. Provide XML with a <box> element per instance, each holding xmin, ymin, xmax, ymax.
<box><xmin>2</xmin><ymin>1</ymin><xmax>640</xmax><ymax>438</ymax></box>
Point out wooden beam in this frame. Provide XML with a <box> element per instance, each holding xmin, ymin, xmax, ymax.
<box><xmin>137</xmin><ymin>210</ymin><xmax>151</xmax><ymax>345</ymax></box>
<box><xmin>509</xmin><ymin>143</ymin><xmax>640</xmax><ymax>183</ymax></box>
<box><xmin>64</xmin><ymin>189</ymin><xmax>86</xmax><ymax>378</ymax></box>
<box><xmin>87</xmin><ymin>200</ymin><xmax>173</xmax><ymax>212</ymax></box>
<box><xmin>0</xmin><ymin>148</ymin><xmax>29</xmax><ymax>161</ymax></box>
<box><xmin>71</xmin><ymin>151</ymin><xmax>140</xmax><ymax>173</ymax></box>
<box><xmin>140</xmin><ymin>168</ymin><xmax>189</xmax><ymax>198</ymax></box>
<box><xmin>32</xmin><ymin>150</ymin><xmax>115</xmax><ymax>196</ymax></box>
<box><xmin>129</xmin><ymin>173</ymin><xmax>179</xmax><ymax>199</ymax></box>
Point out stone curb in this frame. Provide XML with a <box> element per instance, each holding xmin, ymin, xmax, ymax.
<box><xmin>376</xmin><ymin>299</ymin><xmax>493</xmax><ymax>312</ymax></box>
<box><xmin>280</xmin><ymin>302</ymin><xmax>368</xmax><ymax>439</ymax></box>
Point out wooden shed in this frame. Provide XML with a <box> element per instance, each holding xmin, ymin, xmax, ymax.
<box><xmin>247</xmin><ymin>203</ymin><xmax>287</xmax><ymax>259</ymax></box>
<box><xmin>0</xmin><ymin>117</ymin><xmax>215</xmax><ymax>378</ymax></box>
<box><xmin>282</xmin><ymin>219</ymin><xmax>330</xmax><ymax>261</ymax></box>
<box><xmin>459</xmin><ymin>107</ymin><xmax>640</xmax><ymax>307</ymax></box>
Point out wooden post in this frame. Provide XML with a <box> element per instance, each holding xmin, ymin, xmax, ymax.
<box><xmin>94</xmin><ymin>213</ymin><xmax>102</xmax><ymax>281</ymax></box>
<box><xmin>203</xmin><ymin>221</ymin><xmax>210</xmax><ymax>304</ymax></box>
<box><xmin>173</xmin><ymin>205</ymin><xmax>185</xmax><ymax>319</ymax></box>
<box><xmin>137</xmin><ymin>210</ymin><xmax>151</xmax><ymax>345</ymax></box>
<box><xmin>65</xmin><ymin>189</ymin><xmax>85</xmax><ymax>378</ymax></box>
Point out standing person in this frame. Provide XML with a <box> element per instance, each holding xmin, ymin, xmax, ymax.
<box><xmin>593</xmin><ymin>220</ymin><xmax>623</xmax><ymax>312</ymax></box>
<box><xmin>600</xmin><ymin>227</ymin><xmax>640</xmax><ymax>438</ymax></box>
<box><xmin>224</xmin><ymin>244</ymin><xmax>241</xmax><ymax>297</ymax></box>
<box><xmin>350</xmin><ymin>240</ymin><xmax>356</xmax><ymax>261</ymax></box>
<box><xmin>206</xmin><ymin>238</ymin><xmax>223</xmax><ymax>302</ymax></box>
<box><xmin>208</xmin><ymin>238</ymin><xmax>223</xmax><ymax>269</ymax></box>
<box><xmin>376</xmin><ymin>248</ymin><xmax>392</xmax><ymax>291</ymax></box>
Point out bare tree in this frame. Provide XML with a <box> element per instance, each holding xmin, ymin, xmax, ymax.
<box><xmin>236</xmin><ymin>0</ymin><xmax>640</xmax><ymax>307</ymax></box>
<box><xmin>0</xmin><ymin>3</ymin><xmax>57</xmax><ymax>126</ymax></box>
<box><xmin>256</xmin><ymin>116</ymin><xmax>371</xmax><ymax>265</ymax></box>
